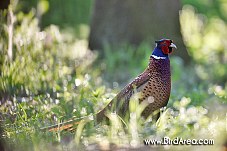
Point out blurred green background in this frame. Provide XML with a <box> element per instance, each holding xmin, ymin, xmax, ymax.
<box><xmin>0</xmin><ymin>0</ymin><xmax>227</xmax><ymax>151</ymax></box>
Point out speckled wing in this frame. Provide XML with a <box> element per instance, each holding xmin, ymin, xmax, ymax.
<box><xmin>96</xmin><ymin>65</ymin><xmax>153</xmax><ymax>122</ymax></box>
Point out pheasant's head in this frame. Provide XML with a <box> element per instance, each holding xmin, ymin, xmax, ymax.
<box><xmin>152</xmin><ymin>39</ymin><xmax>177</xmax><ymax>59</ymax></box>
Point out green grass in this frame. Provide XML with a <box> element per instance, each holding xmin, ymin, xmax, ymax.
<box><xmin>0</xmin><ymin>5</ymin><xmax>227</xmax><ymax>151</ymax></box>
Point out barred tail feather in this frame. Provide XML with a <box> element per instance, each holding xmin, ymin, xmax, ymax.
<box><xmin>40</xmin><ymin>115</ymin><xmax>94</xmax><ymax>132</ymax></box>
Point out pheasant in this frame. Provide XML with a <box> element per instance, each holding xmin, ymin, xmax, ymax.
<box><xmin>41</xmin><ymin>38</ymin><xmax>177</xmax><ymax>131</ymax></box>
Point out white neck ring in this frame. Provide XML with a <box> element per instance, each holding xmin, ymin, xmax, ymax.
<box><xmin>151</xmin><ymin>55</ymin><xmax>166</xmax><ymax>59</ymax></box>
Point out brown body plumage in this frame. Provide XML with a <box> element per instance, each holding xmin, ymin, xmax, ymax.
<box><xmin>97</xmin><ymin>55</ymin><xmax>171</xmax><ymax>122</ymax></box>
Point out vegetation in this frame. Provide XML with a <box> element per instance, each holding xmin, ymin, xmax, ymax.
<box><xmin>0</xmin><ymin>1</ymin><xmax>227</xmax><ymax>151</ymax></box>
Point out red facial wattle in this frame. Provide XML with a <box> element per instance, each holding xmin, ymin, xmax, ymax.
<box><xmin>161</xmin><ymin>45</ymin><xmax>170</xmax><ymax>54</ymax></box>
<box><xmin>160</xmin><ymin>40</ymin><xmax>176</xmax><ymax>54</ymax></box>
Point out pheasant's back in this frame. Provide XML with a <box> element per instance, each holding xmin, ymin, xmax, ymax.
<box><xmin>140</xmin><ymin>57</ymin><xmax>171</xmax><ymax>118</ymax></box>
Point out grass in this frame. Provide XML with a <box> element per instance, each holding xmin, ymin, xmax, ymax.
<box><xmin>0</xmin><ymin>5</ymin><xmax>227</xmax><ymax>151</ymax></box>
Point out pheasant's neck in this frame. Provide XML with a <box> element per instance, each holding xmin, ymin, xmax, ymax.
<box><xmin>148</xmin><ymin>56</ymin><xmax>171</xmax><ymax>78</ymax></box>
<box><xmin>151</xmin><ymin>47</ymin><xmax>168</xmax><ymax>59</ymax></box>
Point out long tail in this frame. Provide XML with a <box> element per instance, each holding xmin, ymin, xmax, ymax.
<box><xmin>40</xmin><ymin>114</ymin><xmax>95</xmax><ymax>132</ymax></box>
<box><xmin>40</xmin><ymin>97</ymin><xmax>119</xmax><ymax>132</ymax></box>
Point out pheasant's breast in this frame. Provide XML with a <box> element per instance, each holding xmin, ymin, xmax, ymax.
<box><xmin>140</xmin><ymin>57</ymin><xmax>171</xmax><ymax>118</ymax></box>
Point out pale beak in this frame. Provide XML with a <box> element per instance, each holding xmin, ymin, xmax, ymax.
<box><xmin>170</xmin><ymin>43</ymin><xmax>177</xmax><ymax>49</ymax></box>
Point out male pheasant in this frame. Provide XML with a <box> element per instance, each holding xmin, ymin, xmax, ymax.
<box><xmin>41</xmin><ymin>38</ymin><xmax>177</xmax><ymax>131</ymax></box>
<box><xmin>96</xmin><ymin>38</ymin><xmax>176</xmax><ymax>122</ymax></box>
